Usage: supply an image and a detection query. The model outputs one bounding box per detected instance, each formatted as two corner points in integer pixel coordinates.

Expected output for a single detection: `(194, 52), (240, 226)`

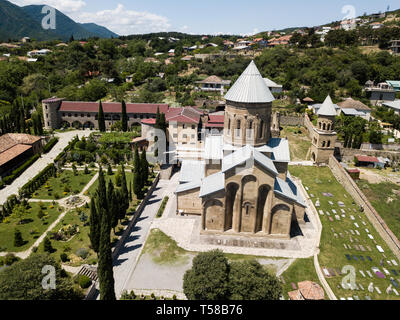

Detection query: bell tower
(310, 95), (338, 164)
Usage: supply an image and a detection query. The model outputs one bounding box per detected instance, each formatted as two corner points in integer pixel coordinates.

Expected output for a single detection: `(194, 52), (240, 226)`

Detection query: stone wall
(304, 114), (314, 139)
(280, 115), (304, 127)
(328, 155), (400, 260)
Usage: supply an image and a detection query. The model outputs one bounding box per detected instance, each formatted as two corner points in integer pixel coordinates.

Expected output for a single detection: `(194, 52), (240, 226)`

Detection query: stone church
(175, 61), (306, 239)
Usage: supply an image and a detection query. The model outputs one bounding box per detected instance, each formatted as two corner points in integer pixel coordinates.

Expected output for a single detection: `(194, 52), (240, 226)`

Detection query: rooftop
(0, 133), (41, 154)
(337, 98), (371, 111)
(317, 95), (337, 117)
(224, 61), (275, 104)
(59, 101), (169, 114)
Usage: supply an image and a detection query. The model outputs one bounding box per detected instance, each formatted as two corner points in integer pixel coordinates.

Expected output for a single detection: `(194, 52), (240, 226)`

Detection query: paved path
(0, 130), (91, 206)
(111, 173), (179, 298)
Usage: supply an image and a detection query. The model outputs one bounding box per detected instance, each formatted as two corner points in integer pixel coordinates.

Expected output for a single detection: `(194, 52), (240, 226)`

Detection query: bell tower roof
(317, 95), (337, 117)
(224, 60), (275, 104)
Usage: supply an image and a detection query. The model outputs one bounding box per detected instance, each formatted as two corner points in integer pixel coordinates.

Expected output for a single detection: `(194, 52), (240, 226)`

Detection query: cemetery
(289, 165), (400, 300)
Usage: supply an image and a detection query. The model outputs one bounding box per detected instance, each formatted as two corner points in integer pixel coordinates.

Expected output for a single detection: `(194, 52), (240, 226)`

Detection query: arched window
(319, 122), (321, 129)
(259, 120), (264, 138)
(323, 123), (326, 130)
(327, 140), (331, 147)
(327, 123), (331, 131)
(322, 141), (326, 147)
(236, 120), (241, 137)
(227, 118), (231, 135)
(247, 120), (253, 138)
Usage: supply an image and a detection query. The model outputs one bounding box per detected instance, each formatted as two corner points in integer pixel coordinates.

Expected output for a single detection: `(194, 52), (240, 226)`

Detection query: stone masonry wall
(280, 115), (304, 127)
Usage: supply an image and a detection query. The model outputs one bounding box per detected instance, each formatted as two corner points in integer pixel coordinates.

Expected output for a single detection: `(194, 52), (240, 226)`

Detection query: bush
(156, 196), (169, 218)
(60, 253), (69, 263)
(78, 275), (92, 289)
(42, 138), (59, 154)
(76, 248), (89, 259)
(4, 253), (19, 266)
(14, 229), (24, 247)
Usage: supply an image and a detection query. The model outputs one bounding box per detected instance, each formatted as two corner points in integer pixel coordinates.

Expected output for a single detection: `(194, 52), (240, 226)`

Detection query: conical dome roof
(317, 95), (337, 117)
(224, 60), (275, 103)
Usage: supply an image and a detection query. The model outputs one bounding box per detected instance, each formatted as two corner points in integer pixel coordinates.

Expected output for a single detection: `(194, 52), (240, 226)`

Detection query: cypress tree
(120, 164), (129, 211)
(155, 107), (160, 129)
(97, 194), (116, 300)
(160, 113), (167, 133)
(98, 101), (106, 132)
(43, 237), (53, 253)
(121, 100), (128, 132)
(107, 180), (118, 233)
(133, 145), (142, 197)
(140, 149), (149, 187)
(14, 229), (24, 247)
(89, 197), (100, 253)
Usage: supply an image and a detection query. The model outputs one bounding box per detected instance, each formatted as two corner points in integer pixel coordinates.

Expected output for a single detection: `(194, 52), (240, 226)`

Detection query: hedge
(156, 196), (169, 218)
(42, 137), (59, 154)
(2, 153), (40, 186)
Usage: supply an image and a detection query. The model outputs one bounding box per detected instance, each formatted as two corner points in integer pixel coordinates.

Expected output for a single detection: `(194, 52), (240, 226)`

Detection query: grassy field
(32, 170), (96, 200)
(356, 180), (400, 241)
(289, 165), (400, 300)
(0, 202), (63, 252)
(281, 126), (311, 161)
(37, 207), (97, 266)
(280, 257), (322, 299)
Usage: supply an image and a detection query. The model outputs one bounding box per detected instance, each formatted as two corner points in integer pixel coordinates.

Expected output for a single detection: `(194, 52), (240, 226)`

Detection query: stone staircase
(77, 265), (98, 282)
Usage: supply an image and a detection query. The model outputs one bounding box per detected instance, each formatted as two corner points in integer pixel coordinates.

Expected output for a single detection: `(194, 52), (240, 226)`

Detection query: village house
(0, 133), (43, 178)
(337, 98), (372, 121)
(195, 76), (231, 95)
(364, 80), (396, 105)
(390, 40), (400, 55)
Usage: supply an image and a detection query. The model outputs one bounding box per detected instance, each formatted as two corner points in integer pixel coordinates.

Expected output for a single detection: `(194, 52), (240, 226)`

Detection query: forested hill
(0, 0), (118, 41)
(0, 0), (58, 41)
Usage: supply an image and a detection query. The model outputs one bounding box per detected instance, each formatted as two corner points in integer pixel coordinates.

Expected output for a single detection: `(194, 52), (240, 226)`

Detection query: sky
(9, 0), (400, 36)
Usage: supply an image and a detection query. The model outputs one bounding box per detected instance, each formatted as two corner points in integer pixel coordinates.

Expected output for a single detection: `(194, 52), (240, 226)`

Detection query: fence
(328, 155), (400, 260)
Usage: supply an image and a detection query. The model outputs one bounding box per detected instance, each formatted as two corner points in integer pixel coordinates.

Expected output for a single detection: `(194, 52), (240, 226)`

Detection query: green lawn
(281, 126), (311, 161)
(0, 202), (63, 252)
(32, 170), (96, 200)
(289, 166), (400, 300)
(356, 180), (400, 241)
(281, 257), (322, 299)
(37, 207), (97, 267)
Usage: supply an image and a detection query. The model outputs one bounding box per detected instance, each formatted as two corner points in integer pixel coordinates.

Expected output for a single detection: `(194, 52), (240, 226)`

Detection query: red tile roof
(166, 107), (203, 124)
(59, 101), (169, 114)
(298, 281), (325, 300)
(141, 119), (156, 125)
(0, 144), (32, 167)
(356, 155), (379, 163)
(0, 133), (41, 153)
(208, 115), (224, 123)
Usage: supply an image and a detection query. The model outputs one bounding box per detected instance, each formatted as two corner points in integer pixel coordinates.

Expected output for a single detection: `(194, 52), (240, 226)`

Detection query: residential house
(195, 76), (231, 95)
(364, 81), (396, 105)
(390, 40), (400, 54)
(382, 100), (400, 115)
(263, 77), (283, 93)
(337, 98), (372, 121)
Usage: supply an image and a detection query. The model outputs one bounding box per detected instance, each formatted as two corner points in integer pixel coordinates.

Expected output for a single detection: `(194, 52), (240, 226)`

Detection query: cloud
(71, 4), (171, 35)
(10, 0), (86, 13)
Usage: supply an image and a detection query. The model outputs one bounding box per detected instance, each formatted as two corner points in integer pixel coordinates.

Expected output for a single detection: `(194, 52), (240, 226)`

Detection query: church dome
(224, 61), (275, 104)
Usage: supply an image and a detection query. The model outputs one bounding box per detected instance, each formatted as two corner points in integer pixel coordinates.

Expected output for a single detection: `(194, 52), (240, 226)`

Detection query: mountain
(0, 0), (58, 41)
(0, 0), (118, 41)
(22, 5), (99, 40)
(79, 23), (119, 39)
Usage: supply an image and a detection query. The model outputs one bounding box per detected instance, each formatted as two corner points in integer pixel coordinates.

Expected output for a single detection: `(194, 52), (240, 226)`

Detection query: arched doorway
(72, 121), (82, 129)
(311, 152), (316, 162)
(270, 204), (291, 235)
(83, 121), (94, 129)
(204, 199), (224, 231)
(225, 183), (239, 231)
